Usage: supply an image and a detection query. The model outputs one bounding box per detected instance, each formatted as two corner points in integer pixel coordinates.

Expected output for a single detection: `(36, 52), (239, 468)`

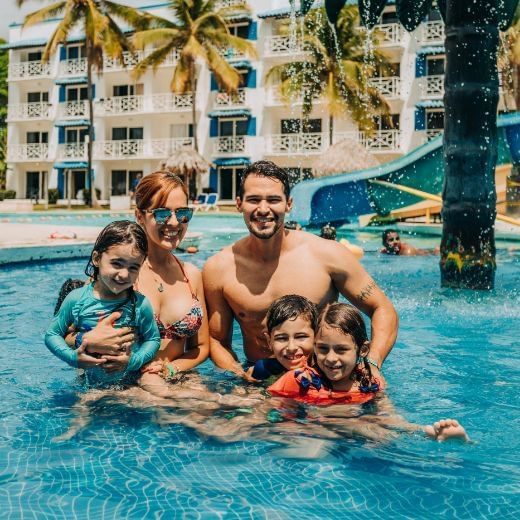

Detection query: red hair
(135, 171), (188, 210)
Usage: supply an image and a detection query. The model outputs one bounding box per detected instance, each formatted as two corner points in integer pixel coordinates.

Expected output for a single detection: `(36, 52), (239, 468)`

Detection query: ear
(135, 208), (144, 225)
(236, 196), (243, 213)
(286, 196), (293, 213)
(92, 250), (101, 267)
(359, 341), (370, 358)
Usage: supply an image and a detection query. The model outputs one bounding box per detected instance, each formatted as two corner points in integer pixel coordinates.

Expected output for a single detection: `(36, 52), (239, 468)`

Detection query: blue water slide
(290, 112), (520, 226)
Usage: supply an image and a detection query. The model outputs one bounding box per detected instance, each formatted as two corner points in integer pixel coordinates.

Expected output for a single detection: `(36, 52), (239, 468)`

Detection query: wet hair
(266, 294), (318, 334)
(382, 229), (399, 246)
(85, 220), (148, 280)
(239, 160), (291, 200)
(135, 171), (189, 210)
(54, 278), (85, 315)
(314, 303), (377, 392)
(320, 224), (337, 241)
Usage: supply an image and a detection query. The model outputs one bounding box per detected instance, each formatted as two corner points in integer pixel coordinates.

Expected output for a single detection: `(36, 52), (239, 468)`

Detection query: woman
(73, 172), (209, 396)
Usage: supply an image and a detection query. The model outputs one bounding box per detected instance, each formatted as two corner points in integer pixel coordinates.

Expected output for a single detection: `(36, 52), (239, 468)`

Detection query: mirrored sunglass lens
(153, 209), (172, 224)
(175, 208), (193, 223)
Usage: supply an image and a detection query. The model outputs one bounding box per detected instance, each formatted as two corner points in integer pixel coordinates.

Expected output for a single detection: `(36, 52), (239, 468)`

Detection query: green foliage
(266, 5), (390, 134)
(48, 188), (60, 204)
(0, 190), (16, 201)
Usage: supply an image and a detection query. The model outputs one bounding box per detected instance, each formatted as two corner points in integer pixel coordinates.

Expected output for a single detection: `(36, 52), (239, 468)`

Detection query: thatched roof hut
(313, 138), (379, 177)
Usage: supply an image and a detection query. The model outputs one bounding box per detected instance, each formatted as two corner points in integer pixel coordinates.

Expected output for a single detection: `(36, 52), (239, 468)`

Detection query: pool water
(0, 228), (519, 518)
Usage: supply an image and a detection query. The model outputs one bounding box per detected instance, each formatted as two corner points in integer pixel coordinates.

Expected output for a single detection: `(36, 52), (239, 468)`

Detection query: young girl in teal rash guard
(45, 220), (160, 387)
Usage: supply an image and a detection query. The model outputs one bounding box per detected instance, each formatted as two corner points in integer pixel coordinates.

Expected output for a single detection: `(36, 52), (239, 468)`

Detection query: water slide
(290, 112), (520, 226)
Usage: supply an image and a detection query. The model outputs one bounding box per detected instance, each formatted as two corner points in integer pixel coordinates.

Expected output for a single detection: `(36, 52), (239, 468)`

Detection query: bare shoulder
(182, 261), (202, 281)
(297, 231), (357, 264)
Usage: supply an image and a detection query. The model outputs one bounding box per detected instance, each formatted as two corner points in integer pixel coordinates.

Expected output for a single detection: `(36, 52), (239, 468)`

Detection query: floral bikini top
(139, 255), (203, 340)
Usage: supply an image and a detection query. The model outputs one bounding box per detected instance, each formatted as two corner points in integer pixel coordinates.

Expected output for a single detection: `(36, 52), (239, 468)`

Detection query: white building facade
(4, 0), (469, 203)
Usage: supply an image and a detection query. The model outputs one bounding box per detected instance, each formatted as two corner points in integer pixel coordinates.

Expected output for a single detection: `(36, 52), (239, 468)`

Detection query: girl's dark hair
(314, 303), (377, 392)
(54, 278), (85, 315)
(85, 220), (148, 280)
(266, 295), (318, 334)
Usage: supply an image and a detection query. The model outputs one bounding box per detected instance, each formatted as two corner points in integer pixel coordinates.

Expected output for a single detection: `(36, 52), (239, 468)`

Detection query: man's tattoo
(357, 280), (376, 302)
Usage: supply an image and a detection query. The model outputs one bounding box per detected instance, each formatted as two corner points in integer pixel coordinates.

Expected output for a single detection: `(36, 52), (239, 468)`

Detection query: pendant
(158, 283), (164, 292)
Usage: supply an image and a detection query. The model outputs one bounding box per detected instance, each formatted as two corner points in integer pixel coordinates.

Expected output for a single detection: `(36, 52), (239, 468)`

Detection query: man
(203, 160), (398, 378)
(380, 229), (437, 256)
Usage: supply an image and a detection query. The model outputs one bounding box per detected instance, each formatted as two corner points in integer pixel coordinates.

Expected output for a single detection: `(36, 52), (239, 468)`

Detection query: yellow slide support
(369, 179), (520, 227)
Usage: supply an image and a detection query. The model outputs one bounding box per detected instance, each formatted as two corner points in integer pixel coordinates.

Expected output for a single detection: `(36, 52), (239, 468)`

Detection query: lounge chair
(203, 193), (219, 212)
(193, 194), (208, 211)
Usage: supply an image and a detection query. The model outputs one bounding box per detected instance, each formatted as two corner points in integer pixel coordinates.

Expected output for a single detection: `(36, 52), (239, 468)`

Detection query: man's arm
(325, 241), (398, 368)
(202, 255), (245, 376)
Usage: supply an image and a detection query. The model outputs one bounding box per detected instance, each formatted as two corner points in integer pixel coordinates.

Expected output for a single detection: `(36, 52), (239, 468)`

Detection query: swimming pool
(0, 232), (519, 518)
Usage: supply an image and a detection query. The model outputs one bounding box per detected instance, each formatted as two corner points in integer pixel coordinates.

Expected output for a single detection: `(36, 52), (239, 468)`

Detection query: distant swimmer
(380, 229), (438, 256)
(320, 224), (364, 260)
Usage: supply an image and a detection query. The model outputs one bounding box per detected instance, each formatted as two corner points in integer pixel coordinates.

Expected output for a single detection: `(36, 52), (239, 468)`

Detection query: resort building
(3, 0), (508, 204)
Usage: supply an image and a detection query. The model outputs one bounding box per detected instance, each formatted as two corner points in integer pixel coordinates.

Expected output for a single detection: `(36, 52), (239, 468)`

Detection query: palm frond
(132, 42), (178, 78)
(102, 0), (155, 31)
(21, 1), (66, 28)
(132, 28), (182, 50)
(171, 52), (193, 93)
(43, 3), (78, 62)
(204, 44), (241, 92)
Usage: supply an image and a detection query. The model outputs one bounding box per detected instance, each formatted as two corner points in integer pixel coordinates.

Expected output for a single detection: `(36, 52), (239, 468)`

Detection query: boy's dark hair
(54, 278), (85, 315)
(320, 224), (337, 241)
(85, 220), (148, 280)
(382, 228), (399, 246)
(266, 294), (318, 334)
(238, 160), (291, 200)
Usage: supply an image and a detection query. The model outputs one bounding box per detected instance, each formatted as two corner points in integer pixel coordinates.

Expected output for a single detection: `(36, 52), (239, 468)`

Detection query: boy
(247, 295), (317, 382)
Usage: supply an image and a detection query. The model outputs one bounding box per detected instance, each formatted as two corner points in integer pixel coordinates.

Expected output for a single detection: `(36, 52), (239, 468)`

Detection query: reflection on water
(0, 240), (519, 517)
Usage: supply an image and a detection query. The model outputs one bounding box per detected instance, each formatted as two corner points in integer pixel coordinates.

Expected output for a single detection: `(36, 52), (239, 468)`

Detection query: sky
(2, 0), (148, 41)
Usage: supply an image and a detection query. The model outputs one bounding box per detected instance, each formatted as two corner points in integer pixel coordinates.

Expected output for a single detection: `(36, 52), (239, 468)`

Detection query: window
(62, 169), (87, 199)
(219, 119), (248, 137)
(27, 92), (49, 103)
(426, 110), (444, 130)
(381, 11), (399, 24)
(284, 167), (313, 188)
(218, 167), (244, 200)
(66, 127), (89, 143)
(26, 131), (48, 144)
(27, 51), (42, 62)
(375, 62), (400, 77)
(228, 23), (249, 39)
(112, 127), (143, 140)
(113, 84), (143, 97)
(26, 171), (41, 198)
(427, 57), (445, 76)
(427, 9), (443, 21)
(281, 119), (322, 134)
(111, 170), (142, 196)
(66, 45), (86, 60)
(66, 86), (88, 101)
(374, 114), (400, 130)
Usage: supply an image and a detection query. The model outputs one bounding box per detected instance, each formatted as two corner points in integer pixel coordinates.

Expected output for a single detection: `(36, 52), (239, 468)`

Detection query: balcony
(7, 143), (51, 162)
(60, 58), (87, 76)
(8, 60), (52, 80)
(265, 87), (322, 106)
(57, 142), (87, 161)
(214, 89), (246, 109)
(7, 102), (53, 121)
(417, 21), (445, 45)
(420, 75), (444, 99)
(264, 35), (306, 57)
(374, 23), (404, 47)
(335, 130), (401, 152)
(58, 100), (89, 119)
(93, 138), (193, 160)
(96, 93), (193, 116)
(266, 133), (326, 155)
(213, 136), (248, 155)
(215, 0), (245, 7)
(103, 49), (179, 72)
(368, 77), (401, 99)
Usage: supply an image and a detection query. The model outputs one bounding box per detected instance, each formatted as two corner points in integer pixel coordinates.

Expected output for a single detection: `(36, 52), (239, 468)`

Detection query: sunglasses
(146, 207), (193, 225)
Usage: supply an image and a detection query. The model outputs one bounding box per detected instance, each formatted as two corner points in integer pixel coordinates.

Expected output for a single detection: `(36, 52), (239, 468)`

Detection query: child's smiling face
(268, 316), (315, 370)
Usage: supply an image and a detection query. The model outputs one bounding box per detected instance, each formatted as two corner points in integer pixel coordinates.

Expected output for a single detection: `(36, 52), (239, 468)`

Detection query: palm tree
(18, 0), (152, 207)
(266, 5), (390, 146)
(132, 0), (257, 153)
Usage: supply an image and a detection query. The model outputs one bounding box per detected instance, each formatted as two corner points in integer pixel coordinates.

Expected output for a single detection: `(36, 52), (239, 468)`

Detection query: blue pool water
(0, 226), (519, 518)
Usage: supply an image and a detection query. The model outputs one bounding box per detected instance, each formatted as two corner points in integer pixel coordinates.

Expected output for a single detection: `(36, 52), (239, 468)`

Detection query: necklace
(146, 260), (164, 292)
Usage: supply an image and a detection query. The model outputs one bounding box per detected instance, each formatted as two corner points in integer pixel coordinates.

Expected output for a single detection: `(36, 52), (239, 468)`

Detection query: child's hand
(243, 366), (260, 383)
(76, 339), (107, 369)
(425, 419), (469, 442)
(102, 345), (131, 373)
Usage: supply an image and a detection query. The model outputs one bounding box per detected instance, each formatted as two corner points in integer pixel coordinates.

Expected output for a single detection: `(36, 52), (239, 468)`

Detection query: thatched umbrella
(159, 146), (212, 197)
(313, 138), (379, 177)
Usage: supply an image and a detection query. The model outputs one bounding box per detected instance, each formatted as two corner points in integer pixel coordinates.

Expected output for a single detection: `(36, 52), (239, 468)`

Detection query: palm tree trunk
(86, 41), (98, 208)
(440, 0), (499, 289)
(190, 63), (199, 197)
(329, 114), (334, 146)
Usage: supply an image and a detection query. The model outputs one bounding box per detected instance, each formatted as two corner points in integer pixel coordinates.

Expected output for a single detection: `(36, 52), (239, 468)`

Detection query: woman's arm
(170, 265), (210, 372)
